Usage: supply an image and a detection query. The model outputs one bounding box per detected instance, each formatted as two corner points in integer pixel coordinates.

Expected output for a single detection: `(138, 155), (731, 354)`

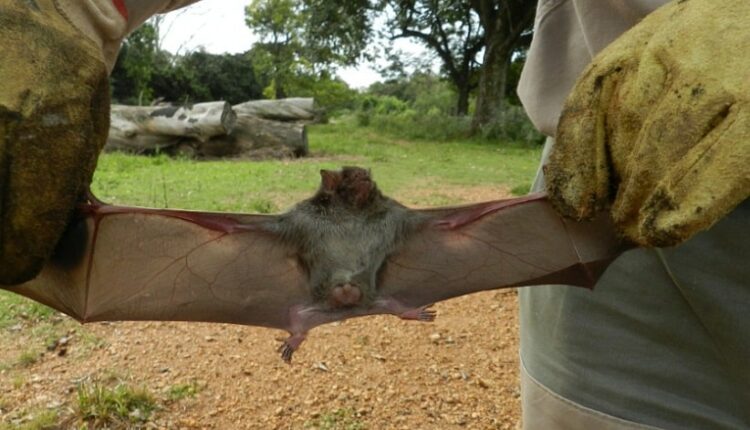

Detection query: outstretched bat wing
(5, 187), (625, 363)
(9, 204), (308, 331)
(378, 193), (624, 310)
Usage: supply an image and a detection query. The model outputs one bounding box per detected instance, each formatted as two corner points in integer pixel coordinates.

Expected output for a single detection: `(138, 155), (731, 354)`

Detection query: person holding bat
(0, 0), (747, 429)
(517, 0), (749, 428)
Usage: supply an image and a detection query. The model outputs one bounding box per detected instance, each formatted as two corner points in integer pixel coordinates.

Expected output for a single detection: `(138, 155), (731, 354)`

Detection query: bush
(367, 109), (472, 141)
(356, 95), (410, 127)
(286, 74), (359, 116)
(476, 103), (545, 144)
(355, 73), (544, 144)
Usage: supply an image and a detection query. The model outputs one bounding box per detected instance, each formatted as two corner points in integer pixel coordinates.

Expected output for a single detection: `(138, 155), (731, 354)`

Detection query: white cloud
(157, 0), (256, 55)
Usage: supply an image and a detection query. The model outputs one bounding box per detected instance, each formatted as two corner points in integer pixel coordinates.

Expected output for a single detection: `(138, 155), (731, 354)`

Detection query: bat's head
(316, 166), (382, 209)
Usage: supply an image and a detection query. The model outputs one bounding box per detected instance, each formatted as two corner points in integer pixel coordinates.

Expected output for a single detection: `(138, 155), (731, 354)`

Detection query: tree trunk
(472, 38), (512, 131)
(469, 0), (536, 133)
(233, 98), (319, 122)
(200, 116), (308, 159)
(456, 83), (471, 116)
(106, 100), (309, 159)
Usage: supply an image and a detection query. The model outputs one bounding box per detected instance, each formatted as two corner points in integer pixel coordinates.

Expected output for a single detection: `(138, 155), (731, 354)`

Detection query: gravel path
(1, 290), (520, 429)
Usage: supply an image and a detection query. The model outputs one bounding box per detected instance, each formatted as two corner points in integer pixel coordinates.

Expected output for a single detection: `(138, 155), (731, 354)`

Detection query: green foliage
(76, 379), (157, 427)
(357, 95), (409, 125)
(355, 71), (542, 143)
(110, 23), (160, 104)
(17, 350), (39, 368)
(165, 381), (201, 402)
(246, 0), (372, 101)
(357, 74), (454, 129)
(0, 408), (59, 430)
(382, 0), (484, 115)
(364, 109), (473, 141)
(154, 51), (264, 105)
(511, 184), (532, 196)
(111, 19), (264, 105)
(246, 0), (305, 98)
(287, 72), (358, 114)
(304, 408), (365, 430)
(0, 291), (55, 329)
(475, 102), (545, 144)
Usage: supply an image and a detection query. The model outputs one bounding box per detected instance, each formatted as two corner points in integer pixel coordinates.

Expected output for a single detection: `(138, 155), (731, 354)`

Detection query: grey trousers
(520, 140), (750, 429)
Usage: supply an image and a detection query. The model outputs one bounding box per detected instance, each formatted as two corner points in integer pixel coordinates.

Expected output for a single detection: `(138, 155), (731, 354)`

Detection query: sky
(158, 0), (392, 89)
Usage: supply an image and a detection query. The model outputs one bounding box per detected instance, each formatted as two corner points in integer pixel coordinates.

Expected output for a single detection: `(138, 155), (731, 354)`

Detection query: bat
(5, 167), (625, 362)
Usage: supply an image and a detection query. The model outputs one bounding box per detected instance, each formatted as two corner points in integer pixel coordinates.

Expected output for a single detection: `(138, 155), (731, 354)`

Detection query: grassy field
(91, 119), (542, 211)
(1, 121), (541, 428)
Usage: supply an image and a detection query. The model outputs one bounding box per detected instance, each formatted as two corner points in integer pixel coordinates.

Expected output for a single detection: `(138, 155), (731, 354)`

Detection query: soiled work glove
(0, 0), (111, 284)
(545, 0), (750, 247)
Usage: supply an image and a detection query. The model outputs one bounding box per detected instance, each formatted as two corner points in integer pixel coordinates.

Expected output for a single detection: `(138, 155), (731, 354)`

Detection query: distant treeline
(109, 23), (355, 112)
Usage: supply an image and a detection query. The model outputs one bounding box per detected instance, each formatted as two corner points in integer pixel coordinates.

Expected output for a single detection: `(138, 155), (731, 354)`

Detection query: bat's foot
(279, 332), (307, 363)
(372, 298), (438, 323)
(399, 306), (436, 322)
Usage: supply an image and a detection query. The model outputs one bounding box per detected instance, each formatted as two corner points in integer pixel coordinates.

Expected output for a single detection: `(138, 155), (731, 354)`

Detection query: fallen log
(233, 98), (320, 122)
(105, 100), (310, 159)
(199, 116), (308, 159)
(106, 102), (236, 153)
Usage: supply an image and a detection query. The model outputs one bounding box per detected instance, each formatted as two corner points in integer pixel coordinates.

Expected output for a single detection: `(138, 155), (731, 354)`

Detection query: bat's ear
(320, 169), (341, 192)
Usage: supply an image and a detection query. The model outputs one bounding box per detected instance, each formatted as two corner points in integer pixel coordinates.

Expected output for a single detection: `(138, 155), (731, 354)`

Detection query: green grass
(305, 408), (366, 430)
(0, 292), (56, 330)
(91, 121), (542, 212)
(17, 350), (39, 368)
(0, 408), (59, 430)
(165, 381), (201, 402)
(76, 379), (158, 427)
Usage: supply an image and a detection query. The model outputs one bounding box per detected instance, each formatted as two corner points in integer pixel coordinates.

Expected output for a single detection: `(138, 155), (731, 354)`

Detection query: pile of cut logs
(106, 98), (319, 159)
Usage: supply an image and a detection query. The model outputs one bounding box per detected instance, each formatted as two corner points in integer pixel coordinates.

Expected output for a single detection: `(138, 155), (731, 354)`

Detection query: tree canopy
(110, 22), (265, 105)
(111, 2), (538, 140)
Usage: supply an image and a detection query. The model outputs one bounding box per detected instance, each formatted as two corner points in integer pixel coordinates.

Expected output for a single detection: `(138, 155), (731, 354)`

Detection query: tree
(111, 20), (265, 105)
(183, 51), (265, 104)
(470, 0), (535, 131)
(110, 22), (160, 104)
(385, 0), (484, 115)
(299, 0), (536, 124)
(245, 0), (373, 99)
(245, 0), (304, 98)
(301, 0), (375, 66)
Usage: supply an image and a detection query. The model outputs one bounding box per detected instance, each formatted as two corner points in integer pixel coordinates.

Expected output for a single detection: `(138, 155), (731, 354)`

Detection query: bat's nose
(329, 283), (362, 307)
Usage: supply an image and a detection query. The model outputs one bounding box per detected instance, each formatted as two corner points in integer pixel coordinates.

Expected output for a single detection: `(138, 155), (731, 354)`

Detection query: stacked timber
(105, 98), (318, 159)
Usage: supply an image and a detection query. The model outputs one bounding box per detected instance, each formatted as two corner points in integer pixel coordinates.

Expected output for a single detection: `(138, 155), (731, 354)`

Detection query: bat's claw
(418, 308), (437, 322)
(278, 332), (307, 363)
(399, 306), (436, 322)
(280, 343), (295, 363)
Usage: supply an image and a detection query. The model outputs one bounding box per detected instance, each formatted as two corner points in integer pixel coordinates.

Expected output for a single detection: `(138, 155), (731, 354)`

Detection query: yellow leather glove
(545, 0), (750, 247)
(0, 0), (110, 284)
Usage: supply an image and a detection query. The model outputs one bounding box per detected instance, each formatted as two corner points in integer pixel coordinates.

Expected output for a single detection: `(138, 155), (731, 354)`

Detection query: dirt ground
(1, 290), (520, 429)
(1, 184), (523, 429)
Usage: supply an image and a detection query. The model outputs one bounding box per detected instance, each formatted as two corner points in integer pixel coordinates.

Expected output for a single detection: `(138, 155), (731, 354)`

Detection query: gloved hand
(545, 0), (750, 247)
(0, 0), (110, 284)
